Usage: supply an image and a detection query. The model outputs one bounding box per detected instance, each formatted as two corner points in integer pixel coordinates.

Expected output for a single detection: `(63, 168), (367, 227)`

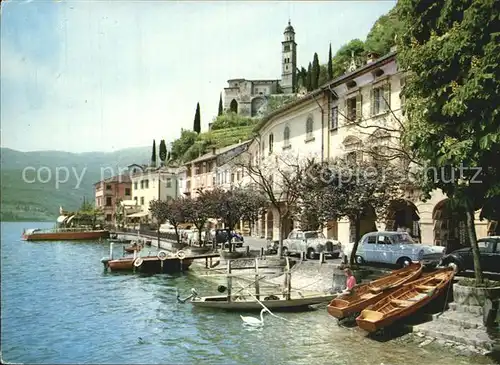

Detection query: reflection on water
(1, 222), (496, 364)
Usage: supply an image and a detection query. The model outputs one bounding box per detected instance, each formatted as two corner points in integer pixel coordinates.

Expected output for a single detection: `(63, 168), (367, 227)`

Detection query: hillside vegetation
(0, 147), (150, 221)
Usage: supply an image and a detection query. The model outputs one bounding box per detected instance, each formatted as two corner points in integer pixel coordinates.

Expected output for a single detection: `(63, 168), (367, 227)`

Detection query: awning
(127, 212), (149, 218)
(57, 215), (67, 223)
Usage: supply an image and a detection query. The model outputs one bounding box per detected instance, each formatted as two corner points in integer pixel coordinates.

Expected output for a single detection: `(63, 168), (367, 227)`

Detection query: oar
(236, 281), (289, 322)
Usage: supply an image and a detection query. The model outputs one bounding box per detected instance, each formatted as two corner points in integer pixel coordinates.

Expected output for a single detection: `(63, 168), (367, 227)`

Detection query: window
(306, 117), (314, 139)
(269, 133), (274, 154)
(231, 173), (235, 183)
(346, 151), (357, 165)
(140, 197), (145, 205)
(212, 176), (216, 186)
(283, 126), (290, 147)
(134, 196), (137, 202)
(284, 45), (290, 52)
(366, 235), (376, 244)
(346, 97), (357, 121)
(106, 184), (112, 190)
(371, 84), (391, 115)
(331, 106), (338, 130)
(140, 180), (144, 189)
(125, 188), (131, 196)
(106, 197), (112, 207)
(285, 65), (288, 71)
(261, 141), (266, 159)
(106, 214), (112, 222)
(134, 182), (138, 190)
(166, 178), (172, 188)
(377, 235), (392, 245)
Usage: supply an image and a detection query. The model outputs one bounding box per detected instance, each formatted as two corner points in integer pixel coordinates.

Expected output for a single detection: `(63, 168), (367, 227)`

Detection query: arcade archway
(386, 199), (421, 241)
(433, 199), (468, 252)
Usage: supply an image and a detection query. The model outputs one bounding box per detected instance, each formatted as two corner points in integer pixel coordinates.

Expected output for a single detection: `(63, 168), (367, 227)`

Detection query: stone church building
(223, 21), (298, 118)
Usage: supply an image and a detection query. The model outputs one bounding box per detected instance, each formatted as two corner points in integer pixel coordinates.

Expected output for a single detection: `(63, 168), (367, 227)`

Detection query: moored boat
(22, 228), (110, 241)
(123, 243), (143, 253)
(101, 250), (193, 274)
(327, 263), (422, 319)
(190, 292), (336, 311)
(356, 268), (455, 332)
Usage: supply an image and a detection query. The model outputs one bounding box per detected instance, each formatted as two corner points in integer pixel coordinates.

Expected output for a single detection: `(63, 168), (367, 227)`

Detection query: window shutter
(384, 82), (391, 111)
(370, 88), (375, 116)
(356, 93), (362, 121)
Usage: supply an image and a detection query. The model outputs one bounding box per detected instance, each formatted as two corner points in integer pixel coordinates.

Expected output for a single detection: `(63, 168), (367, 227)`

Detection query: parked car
(282, 230), (341, 259)
(353, 231), (445, 267)
(440, 236), (500, 274)
(213, 229), (244, 248)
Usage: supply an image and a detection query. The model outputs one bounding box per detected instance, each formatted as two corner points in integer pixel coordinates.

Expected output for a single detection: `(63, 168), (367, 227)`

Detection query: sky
(1, 0), (396, 153)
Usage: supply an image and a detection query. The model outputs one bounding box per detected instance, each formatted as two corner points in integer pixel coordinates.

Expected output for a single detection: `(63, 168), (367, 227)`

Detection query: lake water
(1, 222), (494, 364)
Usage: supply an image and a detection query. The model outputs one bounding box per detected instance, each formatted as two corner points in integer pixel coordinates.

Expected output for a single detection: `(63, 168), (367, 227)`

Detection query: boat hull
(356, 268), (454, 332)
(191, 294), (336, 311)
(106, 256), (193, 274)
(22, 230), (110, 241)
(327, 263), (422, 319)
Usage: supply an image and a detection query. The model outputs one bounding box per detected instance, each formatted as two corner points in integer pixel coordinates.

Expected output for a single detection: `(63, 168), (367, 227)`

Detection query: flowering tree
(181, 193), (214, 247)
(235, 152), (313, 256)
(149, 197), (185, 244)
(302, 158), (403, 265)
(200, 186), (266, 252)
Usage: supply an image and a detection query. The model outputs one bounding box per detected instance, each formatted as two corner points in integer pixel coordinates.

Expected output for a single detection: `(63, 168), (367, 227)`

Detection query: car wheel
(355, 255), (365, 265)
(307, 249), (316, 260)
(282, 247), (289, 256)
(397, 257), (412, 268)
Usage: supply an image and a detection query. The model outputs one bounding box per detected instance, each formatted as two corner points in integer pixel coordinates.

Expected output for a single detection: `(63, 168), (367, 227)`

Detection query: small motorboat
(327, 263), (422, 319)
(356, 268), (455, 332)
(109, 238), (132, 244)
(124, 243), (143, 253)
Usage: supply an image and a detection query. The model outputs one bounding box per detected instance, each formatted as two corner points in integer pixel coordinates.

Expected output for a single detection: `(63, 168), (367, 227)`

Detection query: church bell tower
(281, 20), (297, 94)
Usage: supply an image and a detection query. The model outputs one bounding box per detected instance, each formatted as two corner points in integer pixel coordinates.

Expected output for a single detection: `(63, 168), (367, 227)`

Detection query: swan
(241, 308), (266, 326)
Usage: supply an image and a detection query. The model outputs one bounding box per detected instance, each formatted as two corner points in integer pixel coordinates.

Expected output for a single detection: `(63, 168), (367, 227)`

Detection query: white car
(352, 231), (445, 267)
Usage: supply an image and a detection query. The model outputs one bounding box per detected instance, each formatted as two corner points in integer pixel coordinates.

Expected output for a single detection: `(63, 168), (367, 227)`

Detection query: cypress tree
(306, 62), (312, 91)
(151, 139), (157, 167)
(328, 43), (333, 81)
(312, 53), (320, 89)
(193, 102), (201, 133)
(167, 151), (171, 161)
(218, 93), (223, 116)
(159, 139), (167, 165)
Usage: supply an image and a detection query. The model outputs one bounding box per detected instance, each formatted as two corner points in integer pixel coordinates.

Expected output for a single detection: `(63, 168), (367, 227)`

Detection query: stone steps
(449, 302), (484, 315)
(432, 310), (485, 330)
(413, 321), (495, 352)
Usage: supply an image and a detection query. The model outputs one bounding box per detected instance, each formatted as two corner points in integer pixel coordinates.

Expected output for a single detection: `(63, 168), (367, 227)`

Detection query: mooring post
(300, 251), (306, 261)
(109, 242), (114, 260)
(319, 252), (325, 264)
(286, 257), (291, 301)
(205, 257), (208, 269)
(227, 260), (232, 302)
(260, 247), (264, 257)
(246, 246), (250, 256)
(255, 258), (260, 300)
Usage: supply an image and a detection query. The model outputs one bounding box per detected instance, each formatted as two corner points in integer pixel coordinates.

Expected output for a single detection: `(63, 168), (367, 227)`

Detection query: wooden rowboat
(190, 292), (336, 311)
(327, 263), (423, 319)
(356, 268), (454, 332)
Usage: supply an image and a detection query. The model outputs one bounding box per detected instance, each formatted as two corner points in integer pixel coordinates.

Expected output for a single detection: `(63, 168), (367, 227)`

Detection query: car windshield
(305, 232), (325, 239)
(392, 233), (415, 244)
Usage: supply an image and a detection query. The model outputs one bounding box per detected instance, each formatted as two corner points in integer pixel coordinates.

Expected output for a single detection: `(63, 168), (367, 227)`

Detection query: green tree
(193, 102), (201, 134)
(328, 43), (333, 81)
(312, 53), (320, 89)
(398, 0), (500, 284)
(159, 140), (167, 165)
(170, 129), (198, 161)
(331, 39), (365, 78)
(306, 62), (312, 91)
(297, 67), (308, 89)
(210, 112), (255, 131)
(365, 7), (401, 55)
(218, 93), (223, 116)
(151, 139), (157, 167)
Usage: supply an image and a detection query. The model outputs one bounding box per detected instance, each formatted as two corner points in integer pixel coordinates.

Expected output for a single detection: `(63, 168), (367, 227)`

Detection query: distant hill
(0, 147), (150, 221)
